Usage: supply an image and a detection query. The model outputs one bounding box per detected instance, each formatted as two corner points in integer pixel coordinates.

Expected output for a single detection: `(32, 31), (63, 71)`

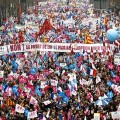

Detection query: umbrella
(94, 99), (109, 106)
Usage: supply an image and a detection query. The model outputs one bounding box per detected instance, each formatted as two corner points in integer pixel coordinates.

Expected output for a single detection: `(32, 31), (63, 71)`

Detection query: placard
(0, 71), (4, 78)
(29, 96), (38, 105)
(51, 79), (58, 86)
(15, 104), (25, 113)
(43, 100), (51, 105)
(28, 110), (37, 119)
(94, 113), (100, 120)
(114, 53), (120, 65)
(111, 111), (120, 119)
(60, 63), (67, 67)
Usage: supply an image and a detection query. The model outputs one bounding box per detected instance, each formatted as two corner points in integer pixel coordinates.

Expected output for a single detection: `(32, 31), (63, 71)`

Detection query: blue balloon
(30, 68), (36, 75)
(106, 29), (119, 42)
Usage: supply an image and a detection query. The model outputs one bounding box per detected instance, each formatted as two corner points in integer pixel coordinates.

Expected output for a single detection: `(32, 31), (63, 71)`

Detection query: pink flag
(107, 64), (113, 69)
(52, 86), (57, 93)
(67, 110), (71, 120)
(0, 85), (2, 90)
(65, 88), (70, 98)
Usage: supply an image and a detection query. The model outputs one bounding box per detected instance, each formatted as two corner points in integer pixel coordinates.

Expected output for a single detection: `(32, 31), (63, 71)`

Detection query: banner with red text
(0, 42), (115, 55)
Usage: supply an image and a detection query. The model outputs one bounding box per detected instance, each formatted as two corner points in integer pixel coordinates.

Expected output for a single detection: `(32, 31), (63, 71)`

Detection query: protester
(0, 0), (120, 120)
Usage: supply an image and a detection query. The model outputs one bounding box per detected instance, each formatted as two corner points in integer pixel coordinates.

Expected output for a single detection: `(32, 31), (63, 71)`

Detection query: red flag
(35, 32), (39, 42)
(18, 31), (24, 43)
(39, 19), (54, 35)
(70, 48), (74, 55)
(104, 17), (108, 31)
(69, 44), (74, 55)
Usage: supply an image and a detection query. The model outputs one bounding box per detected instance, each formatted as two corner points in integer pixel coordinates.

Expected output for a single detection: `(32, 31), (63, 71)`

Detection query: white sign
(0, 71), (4, 78)
(51, 79), (58, 86)
(111, 111), (120, 119)
(114, 53), (120, 65)
(15, 104), (25, 113)
(41, 81), (47, 88)
(94, 113), (100, 120)
(29, 96), (38, 105)
(0, 46), (4, 55)
(28, 110), (37, 119)
(43, 100), (51, 105)
(0, 97), (3, 101)
(60, 63), (67, 67)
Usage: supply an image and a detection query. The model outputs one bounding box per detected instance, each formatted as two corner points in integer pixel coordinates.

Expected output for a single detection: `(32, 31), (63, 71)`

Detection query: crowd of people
(0, 0), (120, 120)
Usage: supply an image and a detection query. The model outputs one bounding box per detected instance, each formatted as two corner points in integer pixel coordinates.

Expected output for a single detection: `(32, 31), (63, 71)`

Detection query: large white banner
(0, 42), (115, 55)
